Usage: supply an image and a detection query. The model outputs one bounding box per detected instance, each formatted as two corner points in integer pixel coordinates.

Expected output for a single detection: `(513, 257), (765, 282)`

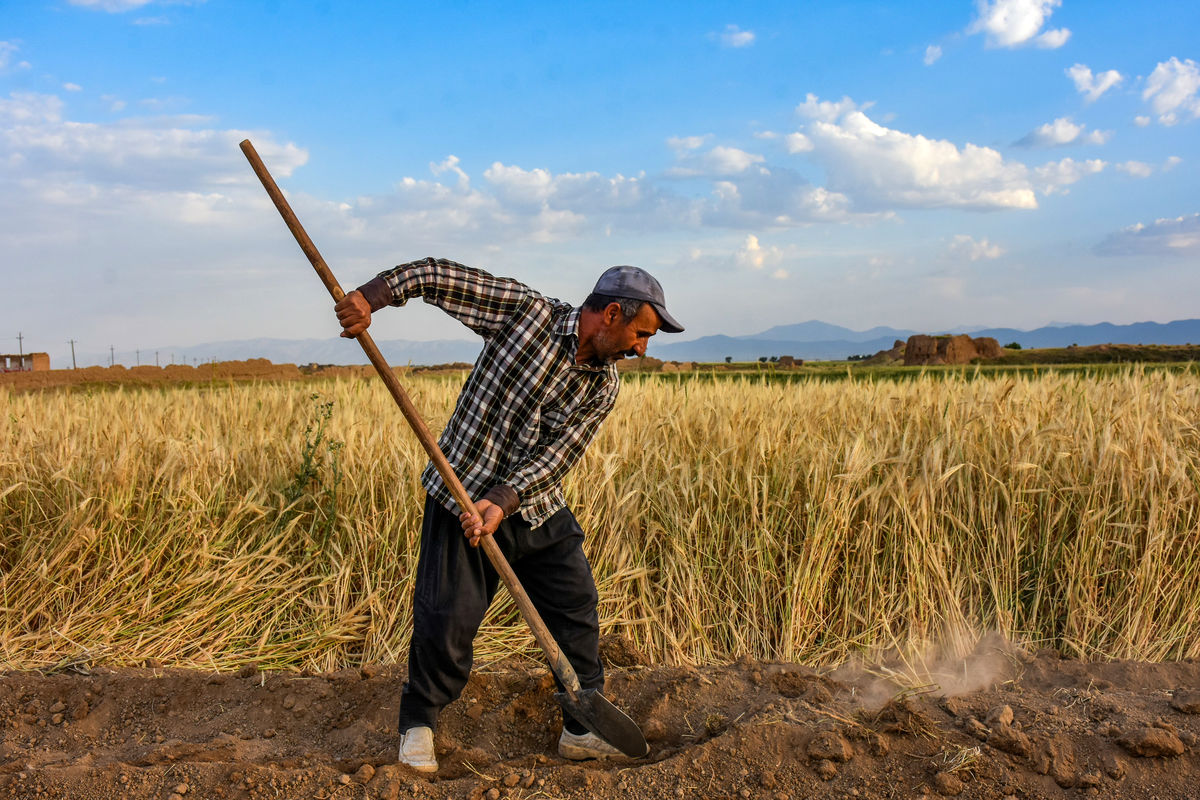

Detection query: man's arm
(338, 257), (533, 339)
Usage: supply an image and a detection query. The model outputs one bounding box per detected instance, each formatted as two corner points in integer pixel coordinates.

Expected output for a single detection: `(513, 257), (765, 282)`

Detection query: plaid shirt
(372, 258), (620, 529)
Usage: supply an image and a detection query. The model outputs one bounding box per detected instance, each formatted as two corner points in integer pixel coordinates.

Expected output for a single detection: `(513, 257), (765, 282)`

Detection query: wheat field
(2, 368), (1198, 672)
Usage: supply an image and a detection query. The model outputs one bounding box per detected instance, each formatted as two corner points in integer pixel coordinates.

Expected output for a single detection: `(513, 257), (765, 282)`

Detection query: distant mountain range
(652, 318), (1200, 362)
(123, 318), (1200, 368)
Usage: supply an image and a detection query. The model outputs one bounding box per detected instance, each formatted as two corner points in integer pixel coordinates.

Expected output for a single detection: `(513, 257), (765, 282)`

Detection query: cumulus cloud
(1115, 161), (1153, 178)
(1142, 57), (1200, 125)
(1164, 155), (1182, 171)
(714, 24), (755, 48)
(665, 145), (765, 178)
(924, 45), (943, 66)
(1095, 213), (1200, 257)
(430, 154), (469, 189)
(735, 234), (782, 270)
(1015, 117), (1111, 147)
(798, 94), (1037, 210)
(0, 91), (306, 190)
(968, 0), (1070, 49)
(1066, 64), (1123, 103)
(667, 135), (709, 152)
(948, 234), (1005, 261)
(796, 93), (862, 122)
(63, 82), (83, 92)
(1033, 157), (1106, 194)
(1134, 115), (1151, 127)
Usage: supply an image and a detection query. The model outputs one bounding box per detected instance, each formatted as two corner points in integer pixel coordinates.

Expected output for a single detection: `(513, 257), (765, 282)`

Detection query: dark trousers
(397, 494), (604, 734)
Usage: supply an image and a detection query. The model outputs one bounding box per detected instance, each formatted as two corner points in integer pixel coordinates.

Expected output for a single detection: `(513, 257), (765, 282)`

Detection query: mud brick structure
(0, 352), (49, 372)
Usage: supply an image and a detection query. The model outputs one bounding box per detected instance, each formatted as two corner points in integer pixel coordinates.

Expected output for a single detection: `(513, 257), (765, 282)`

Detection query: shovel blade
(555, 688), (649, 758)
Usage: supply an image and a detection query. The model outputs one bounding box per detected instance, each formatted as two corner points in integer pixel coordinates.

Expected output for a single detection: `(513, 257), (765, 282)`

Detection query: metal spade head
(555, 688), (650, 758)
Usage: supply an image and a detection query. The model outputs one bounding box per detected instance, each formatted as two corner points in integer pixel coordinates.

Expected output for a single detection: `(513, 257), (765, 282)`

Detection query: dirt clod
(987, 723), (1032, 757)
(932, 771), (964, 796)
(1117, 726), (1186, 757)
(985, 705), (1013, 727)
(1171, 690), (1200, 714)
(806, 730), (853, 762)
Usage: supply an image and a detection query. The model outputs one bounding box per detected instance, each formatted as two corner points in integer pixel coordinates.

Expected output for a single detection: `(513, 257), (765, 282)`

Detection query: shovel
(240, 139), (650, 759)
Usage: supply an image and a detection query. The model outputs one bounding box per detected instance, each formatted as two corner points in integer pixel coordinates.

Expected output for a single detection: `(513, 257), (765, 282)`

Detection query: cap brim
(650, 302), (684, 334)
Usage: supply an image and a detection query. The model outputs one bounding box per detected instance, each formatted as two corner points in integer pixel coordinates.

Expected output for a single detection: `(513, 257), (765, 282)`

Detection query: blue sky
(2, 0), (1198, 366)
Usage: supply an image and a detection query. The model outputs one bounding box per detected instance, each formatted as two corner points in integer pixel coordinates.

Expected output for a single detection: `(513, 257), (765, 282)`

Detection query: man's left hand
(460, 499), (504, 548)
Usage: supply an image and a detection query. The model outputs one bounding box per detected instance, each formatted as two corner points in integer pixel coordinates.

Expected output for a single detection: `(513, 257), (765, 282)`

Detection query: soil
(3, 640), (1198, 800)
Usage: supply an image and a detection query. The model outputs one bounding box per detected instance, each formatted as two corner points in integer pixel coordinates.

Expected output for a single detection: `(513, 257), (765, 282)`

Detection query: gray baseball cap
(592, 266), (685, 333)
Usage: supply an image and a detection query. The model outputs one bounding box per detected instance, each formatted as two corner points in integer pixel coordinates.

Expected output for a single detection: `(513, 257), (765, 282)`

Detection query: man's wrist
(482, 485), (520, 517)
(356, 276), (393, 312)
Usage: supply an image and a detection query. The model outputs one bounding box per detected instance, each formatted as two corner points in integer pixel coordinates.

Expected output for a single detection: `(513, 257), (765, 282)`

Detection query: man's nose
(633, 341), (646, 357)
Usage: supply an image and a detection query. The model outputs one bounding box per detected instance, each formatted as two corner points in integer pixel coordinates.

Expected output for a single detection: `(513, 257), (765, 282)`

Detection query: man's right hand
(335, 290), (371, 337)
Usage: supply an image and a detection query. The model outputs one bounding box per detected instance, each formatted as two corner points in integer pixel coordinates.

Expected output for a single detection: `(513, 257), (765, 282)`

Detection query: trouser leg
(398, 495), (499, 733)
(509, 506), (604, 734)
(397, 497), (604, 737)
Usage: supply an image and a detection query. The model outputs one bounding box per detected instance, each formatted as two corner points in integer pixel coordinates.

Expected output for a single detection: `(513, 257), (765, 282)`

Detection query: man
(334, 257), (683, 772)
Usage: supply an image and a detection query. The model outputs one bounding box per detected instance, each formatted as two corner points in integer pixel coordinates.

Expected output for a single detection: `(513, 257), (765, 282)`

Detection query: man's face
(592, 303), (661, 364)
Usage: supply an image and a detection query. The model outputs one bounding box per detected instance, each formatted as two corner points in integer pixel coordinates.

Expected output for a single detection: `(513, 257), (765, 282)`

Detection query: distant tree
(1004, 341), (1022, 350)
(724, 356), (732, 363)
(758, 357), (768, 363)
(769, 356), (778, 363)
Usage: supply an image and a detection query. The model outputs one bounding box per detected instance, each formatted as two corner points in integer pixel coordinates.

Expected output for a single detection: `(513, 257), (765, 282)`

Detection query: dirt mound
(3, 646), (1198, 799)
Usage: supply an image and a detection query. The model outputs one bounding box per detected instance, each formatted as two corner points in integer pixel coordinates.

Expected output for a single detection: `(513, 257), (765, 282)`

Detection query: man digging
(334, 258), (684, 772)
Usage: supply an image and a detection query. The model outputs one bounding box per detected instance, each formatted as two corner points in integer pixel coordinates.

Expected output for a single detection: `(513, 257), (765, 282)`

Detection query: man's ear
(603, 302), (623, 325)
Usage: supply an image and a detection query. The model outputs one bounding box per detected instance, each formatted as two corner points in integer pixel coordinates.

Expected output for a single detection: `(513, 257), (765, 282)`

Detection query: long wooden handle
(240, 139), (583, 696)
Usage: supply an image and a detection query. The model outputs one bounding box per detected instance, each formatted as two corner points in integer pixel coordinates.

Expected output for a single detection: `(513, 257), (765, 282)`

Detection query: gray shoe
(398, 725), (438, 772)
(558, 728), (622, 760)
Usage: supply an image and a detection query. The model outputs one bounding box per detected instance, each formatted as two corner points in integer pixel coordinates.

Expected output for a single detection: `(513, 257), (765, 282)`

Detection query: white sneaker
(398, 726), (438, 772)
(558, 728), (622, 760)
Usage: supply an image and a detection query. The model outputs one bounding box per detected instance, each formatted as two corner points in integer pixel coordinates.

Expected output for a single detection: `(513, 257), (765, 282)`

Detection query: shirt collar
(555, 306), (608, 373)
(554, 305), (581, 338)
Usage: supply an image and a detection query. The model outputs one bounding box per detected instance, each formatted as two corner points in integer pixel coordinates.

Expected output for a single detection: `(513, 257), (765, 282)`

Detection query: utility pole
(155, 351), (159, 367)
(136, 348), (140, 366)
(110, 345), (115, 367)
(17, 332), (23, 358)
(68, 339), (78, 370)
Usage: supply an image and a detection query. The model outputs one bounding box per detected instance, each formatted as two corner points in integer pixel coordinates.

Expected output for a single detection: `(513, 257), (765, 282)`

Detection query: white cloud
(1015, 117), (1111, 147)
(1134, 115), (1151, 127)
(1066, 64), (1123, 103)
(1033, 157), (1106, 194)
(667, 135), (710, 152)
(0, 41), (18, 70)
(796, 93), (861, 122)
(731, 234), (790, 278)
(800, 96), (1037, 210)
(948, 234), (1005, 261)
(1035, 28), (1070, 49)
(1163, 156), (1182, 171)
(715, 24), (755, 48)
(68, 0), (156, 10)
(63, 83), (83, 92)
(430, 154), (469, 189)
(924, 45), (943, 66)
(1096, 213), (1200, 257)
(133, 16), (170, 25)
(1115, 161), (1153, 178)
(784, 132), (813, 153)
(968, 0), (1070, 49)
(1143, 57), (1200, 125)
(666, 145), (766, 177)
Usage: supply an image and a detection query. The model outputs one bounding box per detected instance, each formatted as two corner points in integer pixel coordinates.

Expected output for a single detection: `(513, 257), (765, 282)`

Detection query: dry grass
(2, 368), (1198, 671)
